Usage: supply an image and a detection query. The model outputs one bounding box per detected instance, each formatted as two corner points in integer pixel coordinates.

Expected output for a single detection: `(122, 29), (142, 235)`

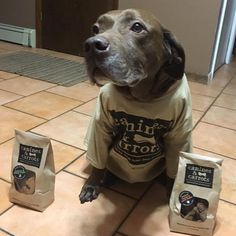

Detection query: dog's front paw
(79, 184), (101, 204)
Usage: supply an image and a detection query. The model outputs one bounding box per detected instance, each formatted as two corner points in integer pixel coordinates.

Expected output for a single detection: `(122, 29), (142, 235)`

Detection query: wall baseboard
(0, 23), (36, 47)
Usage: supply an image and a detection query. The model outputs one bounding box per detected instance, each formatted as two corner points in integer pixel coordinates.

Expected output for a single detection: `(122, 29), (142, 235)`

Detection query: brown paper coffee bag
(9, 130), (55, 212)
(169, 152), (223, 236)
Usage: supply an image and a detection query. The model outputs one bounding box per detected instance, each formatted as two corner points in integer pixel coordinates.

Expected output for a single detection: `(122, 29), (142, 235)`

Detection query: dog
(79, 9), (192, 203)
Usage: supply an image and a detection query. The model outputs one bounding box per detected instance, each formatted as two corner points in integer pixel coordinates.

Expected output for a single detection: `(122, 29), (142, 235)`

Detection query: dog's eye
(130, 22), (145, 33)
(92, 24), (99, 35)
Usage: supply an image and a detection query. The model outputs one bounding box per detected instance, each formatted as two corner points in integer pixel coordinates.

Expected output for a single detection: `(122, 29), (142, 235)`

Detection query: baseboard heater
(0, 23), (36, 48)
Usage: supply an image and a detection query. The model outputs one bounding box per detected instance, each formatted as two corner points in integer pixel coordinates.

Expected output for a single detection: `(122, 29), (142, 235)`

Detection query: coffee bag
(169, 152), (223, 236)
(9, 130), (55, 211)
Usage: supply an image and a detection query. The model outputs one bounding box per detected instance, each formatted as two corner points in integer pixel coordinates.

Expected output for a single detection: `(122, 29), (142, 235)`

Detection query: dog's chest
(99, 83), (185, 165)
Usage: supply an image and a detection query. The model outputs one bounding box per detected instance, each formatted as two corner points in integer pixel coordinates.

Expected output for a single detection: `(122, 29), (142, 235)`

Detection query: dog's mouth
(90, 67), (111, 87)
(87, 62), (144, 88)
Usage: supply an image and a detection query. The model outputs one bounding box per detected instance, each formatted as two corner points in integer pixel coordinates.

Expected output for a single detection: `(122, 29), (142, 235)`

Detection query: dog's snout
(94, 38), (109, 51)
(85, 37), (110, 54)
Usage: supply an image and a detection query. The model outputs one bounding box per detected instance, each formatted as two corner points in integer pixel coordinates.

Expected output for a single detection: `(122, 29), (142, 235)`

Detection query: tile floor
(0, 41), (236, 236)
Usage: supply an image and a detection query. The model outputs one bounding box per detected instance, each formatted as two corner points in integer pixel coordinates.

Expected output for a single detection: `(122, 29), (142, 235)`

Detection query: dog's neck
(127, 73), (178, 101)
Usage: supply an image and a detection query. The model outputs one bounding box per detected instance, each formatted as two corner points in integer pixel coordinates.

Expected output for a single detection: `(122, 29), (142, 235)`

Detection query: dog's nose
(84, 37), (110, 53)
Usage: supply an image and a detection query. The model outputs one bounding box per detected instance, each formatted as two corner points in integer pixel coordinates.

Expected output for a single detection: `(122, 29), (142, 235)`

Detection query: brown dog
(79, 9), (192, 203)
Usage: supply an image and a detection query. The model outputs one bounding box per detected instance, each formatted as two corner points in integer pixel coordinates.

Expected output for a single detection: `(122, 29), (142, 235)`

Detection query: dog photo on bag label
(79, 9), (192, 204)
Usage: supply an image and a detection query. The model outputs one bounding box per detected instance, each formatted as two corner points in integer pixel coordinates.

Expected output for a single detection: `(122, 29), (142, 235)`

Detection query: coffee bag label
(184, 164), (214, 188)
(18, 144), (43, 168)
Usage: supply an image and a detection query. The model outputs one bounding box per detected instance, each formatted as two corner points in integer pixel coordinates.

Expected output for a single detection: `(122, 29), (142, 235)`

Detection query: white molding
(0, 23), (36, 48)
(209, 0), (228, 79)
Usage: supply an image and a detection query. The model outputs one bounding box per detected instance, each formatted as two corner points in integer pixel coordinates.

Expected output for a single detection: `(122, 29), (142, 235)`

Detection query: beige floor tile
(191, 94), (214, 112)
(66, 154), (152, 199)
(0, 140), (14, 182)
(0, 106), (45, 143)
(223, 79), (236, 96)
(110, 179), (152, 200)
(74, 98), (97, 116)
(120, 181), (184, 236)
(51, 140), (84, 172)
(47, 82), (100, 102)
(215, 93), (236, 110)
(0, 89), (22, 105)
(0, 180), (12, 214)
(0, 76), (55, 96)
(0, 71), (18, 80)
(120, 181), (234, 236)
(6, 91), (82, 119)
(193, 122), (236, 159)
(193, 148), (236, 204)
(192, 110), (203, 127)
(32, 111), (91, 150)
(65, 153), (92, 179)
(0, 171), (135, 236)
(202, 106), (236, 130)
(189, 81), (223, 98)
(211, 67), (233, 87)
(214, 201), (236, 236)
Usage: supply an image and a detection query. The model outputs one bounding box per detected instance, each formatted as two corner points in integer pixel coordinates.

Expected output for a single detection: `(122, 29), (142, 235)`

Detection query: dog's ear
(162, 26), (185, 79)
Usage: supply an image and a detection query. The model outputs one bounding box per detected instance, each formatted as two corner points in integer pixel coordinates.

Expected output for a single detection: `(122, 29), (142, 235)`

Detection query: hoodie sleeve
(84, 89), (114, 169)
(164, 89), (193, 179)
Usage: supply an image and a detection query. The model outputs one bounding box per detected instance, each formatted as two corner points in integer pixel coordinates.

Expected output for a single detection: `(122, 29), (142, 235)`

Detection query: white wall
(119, 0), (222, 77)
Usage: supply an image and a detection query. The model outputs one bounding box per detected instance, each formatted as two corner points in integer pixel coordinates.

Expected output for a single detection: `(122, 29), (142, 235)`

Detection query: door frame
(35, 0), (42, 48)
(225, 8), (236, 64)
(209, 0), (227, 80)
(209, 0), (236, 79)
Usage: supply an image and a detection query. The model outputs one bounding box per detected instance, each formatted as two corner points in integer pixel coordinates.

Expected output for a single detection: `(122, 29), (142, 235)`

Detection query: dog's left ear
(162, 26), (185, 79)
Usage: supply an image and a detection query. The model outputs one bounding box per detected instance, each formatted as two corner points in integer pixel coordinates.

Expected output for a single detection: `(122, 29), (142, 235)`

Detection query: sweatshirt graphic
(109, 110), (173, 165)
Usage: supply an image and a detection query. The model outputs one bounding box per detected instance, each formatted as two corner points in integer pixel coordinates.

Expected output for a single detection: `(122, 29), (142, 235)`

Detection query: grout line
(193, 146), (236, 161)
(2, 90), (85, 121)
(0, 177), (11, 184)
(192, 74), (235, 130)
(50, 138), (86, 151)
(29, 130), (87, 151)
(2, 105), (48, 121)
(200, 120), (236, 132)
(219, 198), (236, 206)
(192, 108), (205, 112)
(0, 88), (24, 98)
(105, 185), (139, 201)
(56, 152), (86, 174)
(112, 180), (156, 235)
(221, 90), (236, 97)
(190, 91), (219, 99)
(73, 110), (92, 118)
(0, 137), (14, 145)
(62, 169), (138, 202)
(0, 205), (14, 217)
(114, 232), (129, 236)
(0, 228), (15, 236)
(0, 82), (57, 99)
(45, 89), (86, 103)
(213, 104), (236, 112)
(62, 169), (87, 180)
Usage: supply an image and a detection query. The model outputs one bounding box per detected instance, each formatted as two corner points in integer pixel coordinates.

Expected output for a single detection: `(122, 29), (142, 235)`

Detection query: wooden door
(36, 0), (118, 56)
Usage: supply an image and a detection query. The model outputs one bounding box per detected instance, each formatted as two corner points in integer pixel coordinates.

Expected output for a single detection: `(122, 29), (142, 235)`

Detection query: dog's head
(84, 9), (185, 99)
